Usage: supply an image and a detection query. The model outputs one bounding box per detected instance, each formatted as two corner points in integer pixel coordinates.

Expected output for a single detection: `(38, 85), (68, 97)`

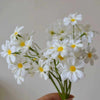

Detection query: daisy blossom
(10, 26), (24, 40)
(83, 47), (98, 65)
(61, 57), (84, 82)
(50, 39), (68, 59)
(8, 56), (30, 84)
(0, 40), (16, 64)
(69, 39), (83, 52)
(81, 31), (94, 43)
(37, 59), (50, 80)
(63, 13), (82, 26)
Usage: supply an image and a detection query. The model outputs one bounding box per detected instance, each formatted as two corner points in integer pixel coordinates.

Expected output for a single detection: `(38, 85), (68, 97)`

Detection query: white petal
(84, 57), (89, 64)
(43, 73), (48, 80)
(76, 14), (82, 21)
(63, 17), (70, 26)
(90, 58), (94, 65)
(0, 52), (7, 57)
(71, 21), (77, 25)
(67, 72), (72, 81)
(61, 71), (68, 81)
(11, 46), (16, 52)
(77, 44), (83, 47)
(10, 55), (16, 63)
(93, 54), (98, 60)
(1, 44), (6, 50)
(6, 56), (11, 64)
(67, 57), (75, 65)
(91, 48), (96, 53)
(51, 52), (58, 59)
(76, 70), (84, 79)
(17, 26), (24, 32)
(72, 72), (78, 82)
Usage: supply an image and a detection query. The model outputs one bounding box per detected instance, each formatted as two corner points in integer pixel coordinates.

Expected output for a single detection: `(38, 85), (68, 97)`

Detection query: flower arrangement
(0, 13), (98, 100)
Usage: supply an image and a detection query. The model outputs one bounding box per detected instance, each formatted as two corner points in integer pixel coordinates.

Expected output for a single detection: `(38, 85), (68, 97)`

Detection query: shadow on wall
(0, 81), (15, 100)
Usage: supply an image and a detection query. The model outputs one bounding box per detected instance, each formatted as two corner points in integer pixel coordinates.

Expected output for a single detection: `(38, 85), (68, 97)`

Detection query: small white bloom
(69, 39), (83, 52)
(61, 57), (84, 82)
(82, 31), (94, 43)
(14, 75), (24, 85)
(83, 47), (98, 65)
(0, 40), (16, 63)
(10, 26), (24, 40)
(37, 59), (50, 80)
(63, 13), (82, 26)
(50, 39), (68, 59)
(8, 57), (30, 84)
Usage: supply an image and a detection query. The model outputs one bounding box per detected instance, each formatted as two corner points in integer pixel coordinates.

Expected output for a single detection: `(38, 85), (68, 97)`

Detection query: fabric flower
(83, 47), (98, 65)
(61, 57), (84, 82)
(10, 26), (24, 40)
(0, 40), (16, 64)
(63, 13), (82, 26)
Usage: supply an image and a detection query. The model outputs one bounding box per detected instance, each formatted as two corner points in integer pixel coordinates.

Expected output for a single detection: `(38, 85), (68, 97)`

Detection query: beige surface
(0, 0), (100, 100)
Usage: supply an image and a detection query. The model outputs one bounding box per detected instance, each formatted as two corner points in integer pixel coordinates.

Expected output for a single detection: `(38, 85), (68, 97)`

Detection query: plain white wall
(0, 0), (100, 100)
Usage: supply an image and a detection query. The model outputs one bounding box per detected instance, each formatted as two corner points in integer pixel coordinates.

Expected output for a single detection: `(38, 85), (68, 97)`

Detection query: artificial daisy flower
(50, 39), (68, 59)
(8, 56), (30, 84)
(69, 39), (83, 52)
(63, 13), (82, 26)
(83, 47), (98, 65)
(61, 57), (84, 82)
(14, 74), (24, 85)
(0, 40), (16, 64)
(37, 59), (50, 80)
(81, 31), (94, 43)
(10, 26), (24, 40)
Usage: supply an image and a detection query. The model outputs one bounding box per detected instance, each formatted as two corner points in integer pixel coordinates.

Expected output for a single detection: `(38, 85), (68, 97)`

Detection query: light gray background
(0, 0), (100, 100)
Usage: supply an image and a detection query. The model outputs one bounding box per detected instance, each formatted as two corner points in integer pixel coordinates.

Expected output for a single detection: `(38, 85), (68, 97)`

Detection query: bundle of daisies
(0, 13), (98, 100)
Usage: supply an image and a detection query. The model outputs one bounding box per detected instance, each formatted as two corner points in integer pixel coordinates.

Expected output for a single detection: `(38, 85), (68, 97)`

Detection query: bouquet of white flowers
(0, 13), (98, 100)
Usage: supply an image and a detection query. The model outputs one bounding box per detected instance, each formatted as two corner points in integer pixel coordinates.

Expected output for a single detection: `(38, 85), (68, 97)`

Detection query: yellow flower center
(50, 31), (55, 35)
(71, 44), (76, 48)
(18, 63), (23, 68)
(70, 66), (76, 72)
(50, 47), (54, 49)
(7, 49), (12, 55)
(58, 55), (64, 60)
(71, 18), (75, 22)
(33, 58), (37, 61)
(88, 53), (92, 58)
(57, 47), (63, 52)
(14, 32), (18, 35)
(60, 37), (63, 41)
(20, 42), (25, 47)
(38, 67), (44, 72)
(60, 30), (64, 33)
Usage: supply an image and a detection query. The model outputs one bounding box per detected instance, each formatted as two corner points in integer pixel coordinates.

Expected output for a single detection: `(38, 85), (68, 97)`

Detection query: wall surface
(0, 0), (100, 100)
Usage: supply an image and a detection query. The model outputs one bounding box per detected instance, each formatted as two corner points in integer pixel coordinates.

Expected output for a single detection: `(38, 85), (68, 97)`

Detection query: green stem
(76, 24), (82, 32)
(73, 25), (75, 39)
(49, 71), (65, 99)
(49, 73), (63, 100)
(29, 47), (39, 55)
(68, 80), (72, 97)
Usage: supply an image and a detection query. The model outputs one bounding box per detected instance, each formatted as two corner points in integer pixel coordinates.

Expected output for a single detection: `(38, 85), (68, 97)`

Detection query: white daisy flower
(50, 39), (68, 59)
(61, 57), (84, 82)
(82, 31), (94, 43)
(14, 75), (24, 85)
(37, 59), (50, 80)
(69, 39), (83, 52)
(8, 56), (30, 84)
(0, 40), (16, 64)
(13, 35), (33, 53)
(63, 13), (82, 26)
(10, 26), (24, 40)
(83, 47), (98, 65)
